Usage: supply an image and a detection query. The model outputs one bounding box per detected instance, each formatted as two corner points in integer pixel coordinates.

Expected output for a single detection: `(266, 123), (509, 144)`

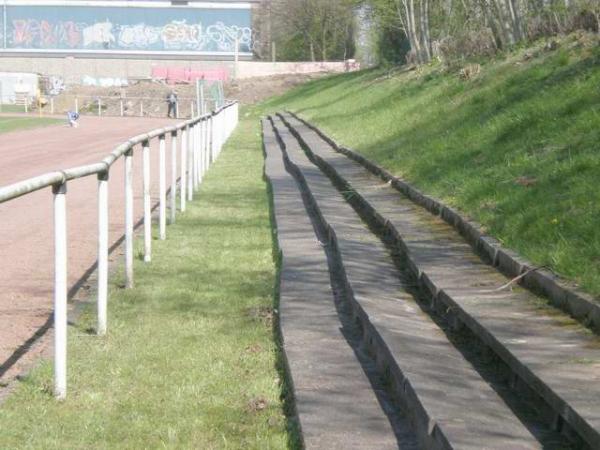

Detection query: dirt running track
(0, 115), (177, 387)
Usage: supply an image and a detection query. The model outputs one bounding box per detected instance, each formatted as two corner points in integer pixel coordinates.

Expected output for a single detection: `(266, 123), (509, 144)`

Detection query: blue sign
(1, 4), (252, 54)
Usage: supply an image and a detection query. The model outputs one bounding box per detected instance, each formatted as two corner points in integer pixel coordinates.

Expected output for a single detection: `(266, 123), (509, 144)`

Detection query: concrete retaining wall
(0, 56), (350, 84)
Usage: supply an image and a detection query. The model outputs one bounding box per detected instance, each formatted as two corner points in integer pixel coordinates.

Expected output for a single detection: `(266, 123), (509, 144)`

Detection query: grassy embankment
(0, 116), (298, 449)
(0, 116), (61, 134)
(256, 33), (600, 297)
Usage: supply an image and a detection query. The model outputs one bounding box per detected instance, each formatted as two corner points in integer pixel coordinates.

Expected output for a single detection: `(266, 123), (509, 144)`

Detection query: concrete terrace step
(262, 119), (409, 450)
(269, 115), (541, 450)
(279, 112), (600, 449)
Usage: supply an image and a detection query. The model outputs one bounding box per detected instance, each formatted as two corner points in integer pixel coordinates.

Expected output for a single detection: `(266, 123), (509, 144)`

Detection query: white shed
(0, 72), (39, 104)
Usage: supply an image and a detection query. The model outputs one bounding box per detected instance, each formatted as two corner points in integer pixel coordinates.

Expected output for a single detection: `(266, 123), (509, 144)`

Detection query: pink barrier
(151, 66), (229, 84)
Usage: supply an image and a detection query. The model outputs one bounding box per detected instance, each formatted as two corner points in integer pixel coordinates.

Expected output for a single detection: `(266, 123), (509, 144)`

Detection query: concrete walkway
(263, 119), (416, 449)
(270, 114), (548, 449)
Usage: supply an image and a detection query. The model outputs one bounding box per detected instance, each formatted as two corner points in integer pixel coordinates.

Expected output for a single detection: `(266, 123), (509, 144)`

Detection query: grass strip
(0, 116), (295, 449)
(0, 116), (62, 134)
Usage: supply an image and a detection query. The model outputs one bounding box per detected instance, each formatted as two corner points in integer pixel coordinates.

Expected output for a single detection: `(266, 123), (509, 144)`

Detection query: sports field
(0, 115), (176, 383)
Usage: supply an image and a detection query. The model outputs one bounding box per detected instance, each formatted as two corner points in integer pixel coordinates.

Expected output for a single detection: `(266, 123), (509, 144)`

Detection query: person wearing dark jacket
(166, 91), (178, 118)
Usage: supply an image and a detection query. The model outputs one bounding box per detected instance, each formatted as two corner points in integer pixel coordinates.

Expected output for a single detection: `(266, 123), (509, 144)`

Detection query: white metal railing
(0, 100), (239, 399)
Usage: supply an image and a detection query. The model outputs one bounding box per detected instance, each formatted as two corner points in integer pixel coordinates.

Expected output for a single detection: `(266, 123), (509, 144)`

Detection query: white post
(191, 101), (195, 119)
(209, 116), (214, 163)
(50, 97), (55, 114)
(196, 121), (204, 185)
(142, 140), (151, 263)
(97, 171), (108, 336)
(234, 37), (239, 80)
(176, 101), (180, 119)
(204, 119), (210, 174)
(75, 97), (78, 114)
(125, 149), (134, 288)
(159, 135), (166, 240)
(180, 127), (187, 212)
(170, 130), (177, 223)
(140, 102), (144, 117)
(194, 123), (200, 189)
(120, 99), (124, 117)
(53, 182), (68, 400)
(98, 98), (101, 116)
(199, 120), (205, 179)
(187, 124), (194, 201)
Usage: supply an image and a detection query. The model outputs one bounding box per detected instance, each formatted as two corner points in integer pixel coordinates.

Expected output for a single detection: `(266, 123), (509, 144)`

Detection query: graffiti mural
(1, 5), (252, 53)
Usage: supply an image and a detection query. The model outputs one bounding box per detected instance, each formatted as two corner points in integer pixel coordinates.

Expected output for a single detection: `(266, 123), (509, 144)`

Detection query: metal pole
(204, 118), (209, 174)
(53, 181), (68, 400)
(194, 123), (200, 189)
(199, 120), (204, 179)
(187, 124), (194, 201)
(200, 83), (205, 115)
(120, 99), (124, 117)
(234, 37), (239, 80)
(176, 101), (179, 119)
(180, 127), (187, 212)
(159, 135), (166, 240)
(140, 101), (143, 117)
(98, 98), (101, 116)
(170, 130), (177, 223)
(196, 79), (201, 116)
(50, 97), (54, 115)
(142, 140), (151, 263)
(124, 149), (134, 288)
(209, 116), (214, 163)
(97, 171), (109, 336)
(75, 97), (78, 114)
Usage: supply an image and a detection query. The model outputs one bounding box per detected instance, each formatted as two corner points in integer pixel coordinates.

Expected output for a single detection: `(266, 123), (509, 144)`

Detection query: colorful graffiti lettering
(118, 24), (161, 48)
(9, 17), (251, 53)
(11, 19), (82, 48)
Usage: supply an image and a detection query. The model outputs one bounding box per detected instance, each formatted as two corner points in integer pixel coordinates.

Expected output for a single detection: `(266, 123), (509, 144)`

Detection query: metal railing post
(170, 130), (177, 223)
(120, 99), (124, 117)
(209, 116), (215, 163)
(124, 149), (134, 288)
(98, 98), (101, 117)
(97, 170), (109, 336)
(53, 181), (68, 400)
(204, 119), (209, 174)
(190, 123), (196, 191)
(159, 135), (166, 240)
(194, 123), (200, 188)
(142, 140), (151, 263)
(199, 120), (205, 181)
(187, 124), (193, 201)
(180, 127), (187, 212)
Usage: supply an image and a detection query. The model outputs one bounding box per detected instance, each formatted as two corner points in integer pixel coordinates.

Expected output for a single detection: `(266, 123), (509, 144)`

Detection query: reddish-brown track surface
(0, 115), (178, 386)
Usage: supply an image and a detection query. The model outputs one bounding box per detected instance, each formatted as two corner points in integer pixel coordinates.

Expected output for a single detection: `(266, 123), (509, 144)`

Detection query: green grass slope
(255, 33), (600, 297)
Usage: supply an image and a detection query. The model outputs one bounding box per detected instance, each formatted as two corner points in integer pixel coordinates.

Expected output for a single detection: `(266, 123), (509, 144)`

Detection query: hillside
(256, 32), (600, 297)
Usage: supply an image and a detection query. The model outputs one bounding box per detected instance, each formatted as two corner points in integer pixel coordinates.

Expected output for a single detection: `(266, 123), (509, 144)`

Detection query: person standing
(166, 90), (178, 118)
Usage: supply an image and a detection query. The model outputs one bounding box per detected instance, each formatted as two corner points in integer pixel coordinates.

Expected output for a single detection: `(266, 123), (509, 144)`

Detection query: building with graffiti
(0, 0), (261, 57)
